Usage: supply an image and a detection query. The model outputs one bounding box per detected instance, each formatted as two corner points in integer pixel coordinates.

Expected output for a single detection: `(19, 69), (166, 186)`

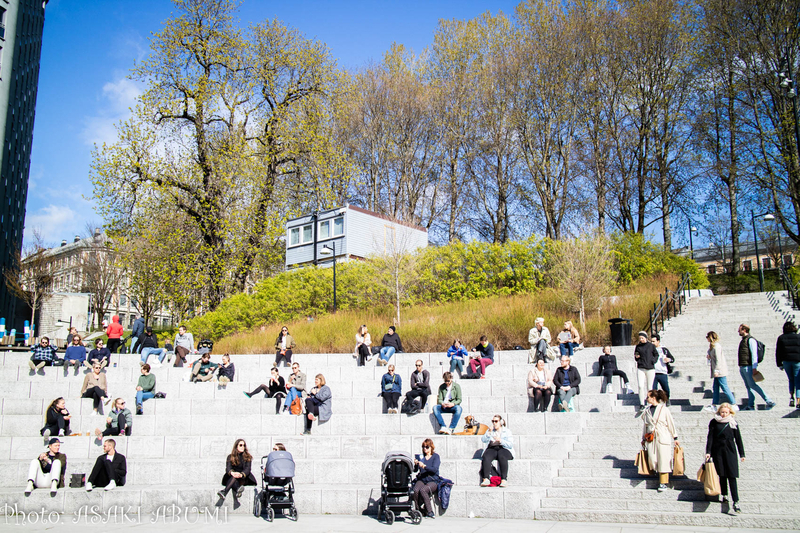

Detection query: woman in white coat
(641, 389), (680, 492)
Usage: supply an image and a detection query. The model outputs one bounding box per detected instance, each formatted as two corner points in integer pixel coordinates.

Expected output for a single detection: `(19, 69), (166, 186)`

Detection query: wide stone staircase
(0, 291), (797, 528)
(536, 292), (800, 529)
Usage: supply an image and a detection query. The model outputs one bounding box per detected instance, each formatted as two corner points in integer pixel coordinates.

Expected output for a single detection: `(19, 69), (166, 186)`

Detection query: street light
(688, 223), (698, 260)
(751, 210), (775, 292)
(778, 56), (800, 169)
(320, 242), (337, 312)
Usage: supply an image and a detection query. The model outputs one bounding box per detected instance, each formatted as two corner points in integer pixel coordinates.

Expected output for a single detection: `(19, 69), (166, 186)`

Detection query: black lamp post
(688, 222), (698, 260)
(778, 56), (800, 170)
(321, 242), (337, 312)
(751, 210), (775, 292)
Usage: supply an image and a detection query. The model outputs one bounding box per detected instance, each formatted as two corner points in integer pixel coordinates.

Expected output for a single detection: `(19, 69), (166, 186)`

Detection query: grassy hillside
(215, 274), (678, 354)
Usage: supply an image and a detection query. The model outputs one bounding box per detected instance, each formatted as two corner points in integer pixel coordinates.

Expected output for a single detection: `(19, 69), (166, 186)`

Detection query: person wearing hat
(25, 438), (67, 496)
(634, 331), (659, 410)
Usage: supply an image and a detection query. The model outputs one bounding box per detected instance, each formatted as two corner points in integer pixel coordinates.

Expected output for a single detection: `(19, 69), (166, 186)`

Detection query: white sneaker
(438, 427), (449, 434)
(607, 386), (614, 394)
(731, 404), (739, 412)
(282, 410), (290, 415)
(50, 479), (58, 495)
(85, 482), (93, 492)
(105, 480), (116, 491)
(24, 480), (34, 495)
(704, 405), (717, 413)
(626, 386), (636, 395)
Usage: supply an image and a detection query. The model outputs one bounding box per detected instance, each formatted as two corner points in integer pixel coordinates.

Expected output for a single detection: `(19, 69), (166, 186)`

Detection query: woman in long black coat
(218, 439), (258, 501)
(705, 403), (745, 514)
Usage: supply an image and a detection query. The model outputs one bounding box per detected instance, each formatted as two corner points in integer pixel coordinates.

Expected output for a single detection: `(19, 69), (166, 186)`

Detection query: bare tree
(3, 230), (53, 330)
(548, 232), (615, 332)
(78, 228), (124, 328)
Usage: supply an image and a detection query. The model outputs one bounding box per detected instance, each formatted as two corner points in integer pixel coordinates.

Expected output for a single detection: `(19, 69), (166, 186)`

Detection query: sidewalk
(0, 513), (787, 532)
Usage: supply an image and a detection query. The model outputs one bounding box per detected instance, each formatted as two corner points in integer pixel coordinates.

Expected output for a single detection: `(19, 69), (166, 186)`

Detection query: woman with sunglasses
(381, 365), (402, 413)
(94, 398), (132, 439)
(274, 326), (296, 367)
(413, 438), (441, 518)
(218, 439), (257, 501)
(80, 362), (109, 416)
(480, 415), (514, 487)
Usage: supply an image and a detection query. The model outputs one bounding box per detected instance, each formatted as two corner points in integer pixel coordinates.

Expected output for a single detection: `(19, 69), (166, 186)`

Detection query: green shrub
(612, 232), (709, 288)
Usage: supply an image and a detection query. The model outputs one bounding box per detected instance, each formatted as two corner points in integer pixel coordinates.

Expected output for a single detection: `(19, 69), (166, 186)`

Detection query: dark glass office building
(0, 0), (48, 329)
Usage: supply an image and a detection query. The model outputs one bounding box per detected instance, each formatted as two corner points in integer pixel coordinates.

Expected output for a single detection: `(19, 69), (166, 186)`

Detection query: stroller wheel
(266, 507), (275, 522)
(410, 509), (423, 525)
(385, 509), (395, 525)
(289, 507), (298, 521)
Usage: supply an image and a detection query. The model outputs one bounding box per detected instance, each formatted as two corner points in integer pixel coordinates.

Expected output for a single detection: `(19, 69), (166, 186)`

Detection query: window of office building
(742, 260), (752, 272)
(762, 258), (771, 269)
(708, 264), (716, 274)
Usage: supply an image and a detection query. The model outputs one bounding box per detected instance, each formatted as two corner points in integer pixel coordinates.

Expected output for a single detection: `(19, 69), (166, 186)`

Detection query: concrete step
(534, 508), (800, 529)
(539, 496), (797, 515)
(0, 484), (546, 519)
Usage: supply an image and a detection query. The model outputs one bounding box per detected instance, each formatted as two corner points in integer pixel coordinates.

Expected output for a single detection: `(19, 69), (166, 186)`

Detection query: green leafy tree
(91, 0), (347, 310)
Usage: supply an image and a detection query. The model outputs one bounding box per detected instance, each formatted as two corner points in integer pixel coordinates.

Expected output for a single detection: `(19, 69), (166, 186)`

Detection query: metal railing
(645, 273), (692, 336)
(779, 265), (799, 310)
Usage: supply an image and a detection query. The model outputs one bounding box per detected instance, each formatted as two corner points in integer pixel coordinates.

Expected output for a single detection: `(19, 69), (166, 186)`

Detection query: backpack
(290, 397), (303, 415)
(748, 336), (766, 364)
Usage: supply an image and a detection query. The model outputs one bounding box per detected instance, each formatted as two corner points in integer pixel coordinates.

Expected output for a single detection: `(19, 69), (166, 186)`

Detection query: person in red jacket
(106, 316), (124, 354)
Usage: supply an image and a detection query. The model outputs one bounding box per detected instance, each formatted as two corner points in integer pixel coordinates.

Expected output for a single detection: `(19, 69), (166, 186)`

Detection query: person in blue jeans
(282, 363), (306, 414)
(775, 321), (800, 408)
(135, 364), (156, 415)
(705, 331), (736, 412)
(377, 326), (404, 366)
(447, 339), (468, 376)
(737, 324), (775, 410)
(433, 372), (462, 435)
(139, 327), (166, 366)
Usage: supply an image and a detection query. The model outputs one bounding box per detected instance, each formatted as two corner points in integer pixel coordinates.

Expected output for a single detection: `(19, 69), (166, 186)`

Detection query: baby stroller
(379, 451), (423, 525)
(254, 451), (297, 522)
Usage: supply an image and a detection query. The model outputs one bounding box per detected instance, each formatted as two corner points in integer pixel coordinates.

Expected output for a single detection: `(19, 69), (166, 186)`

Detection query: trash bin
(608, 318), (633, 346)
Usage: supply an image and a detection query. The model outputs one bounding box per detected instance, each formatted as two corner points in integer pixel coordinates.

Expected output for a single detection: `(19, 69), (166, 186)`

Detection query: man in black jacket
(405, 360), (430, 414)
(737, 324), (775, 410)
(553, 355), (581, 412)
(776, 321), (800, 407)
(634, 331), (658, 410)
(86, 439), (127, 491)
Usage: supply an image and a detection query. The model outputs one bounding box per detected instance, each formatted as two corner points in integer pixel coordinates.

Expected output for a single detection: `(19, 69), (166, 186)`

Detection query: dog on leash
(453, 415), (489, 436)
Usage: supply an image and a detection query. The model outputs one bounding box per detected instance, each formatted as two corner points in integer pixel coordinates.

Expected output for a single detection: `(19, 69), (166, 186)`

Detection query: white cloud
(80, 75), (142, 147)
(23, 200), (97, 247)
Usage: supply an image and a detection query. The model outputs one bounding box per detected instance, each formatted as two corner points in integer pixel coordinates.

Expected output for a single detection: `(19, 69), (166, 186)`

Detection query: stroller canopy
(381, 450), (413, 473)
(266, 451), (295, 478)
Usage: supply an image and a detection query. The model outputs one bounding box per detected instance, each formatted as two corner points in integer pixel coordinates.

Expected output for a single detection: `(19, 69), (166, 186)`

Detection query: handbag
(635, 448), (652, 476)
(752, 369), (765, 382)
(384, 375), (396, 391)
(696, 458), (721, 496)
(672, 444), (685, 476)
(290, 397), (303, 415)
(69, 473), (85, 488)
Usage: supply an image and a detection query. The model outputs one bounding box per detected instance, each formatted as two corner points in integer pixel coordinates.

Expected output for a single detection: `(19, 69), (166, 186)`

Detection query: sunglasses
(492, 419), (501, 423)
(119, 402), (126, 405)
(238, 443), (246, 447)
(422, 445), (431, 449)
(415, 364), (422, 367)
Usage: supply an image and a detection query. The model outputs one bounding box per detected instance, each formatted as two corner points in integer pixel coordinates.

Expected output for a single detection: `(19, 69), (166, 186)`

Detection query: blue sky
(26, 0), (519, 246)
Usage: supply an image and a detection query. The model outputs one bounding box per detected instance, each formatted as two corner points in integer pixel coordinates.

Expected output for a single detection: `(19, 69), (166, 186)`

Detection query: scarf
(714, 413), (737, 429)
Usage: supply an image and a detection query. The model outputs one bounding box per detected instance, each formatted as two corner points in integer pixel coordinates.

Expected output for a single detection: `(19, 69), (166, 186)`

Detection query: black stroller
(379, 451), (423, 525)
(254, 451), (298, 522)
